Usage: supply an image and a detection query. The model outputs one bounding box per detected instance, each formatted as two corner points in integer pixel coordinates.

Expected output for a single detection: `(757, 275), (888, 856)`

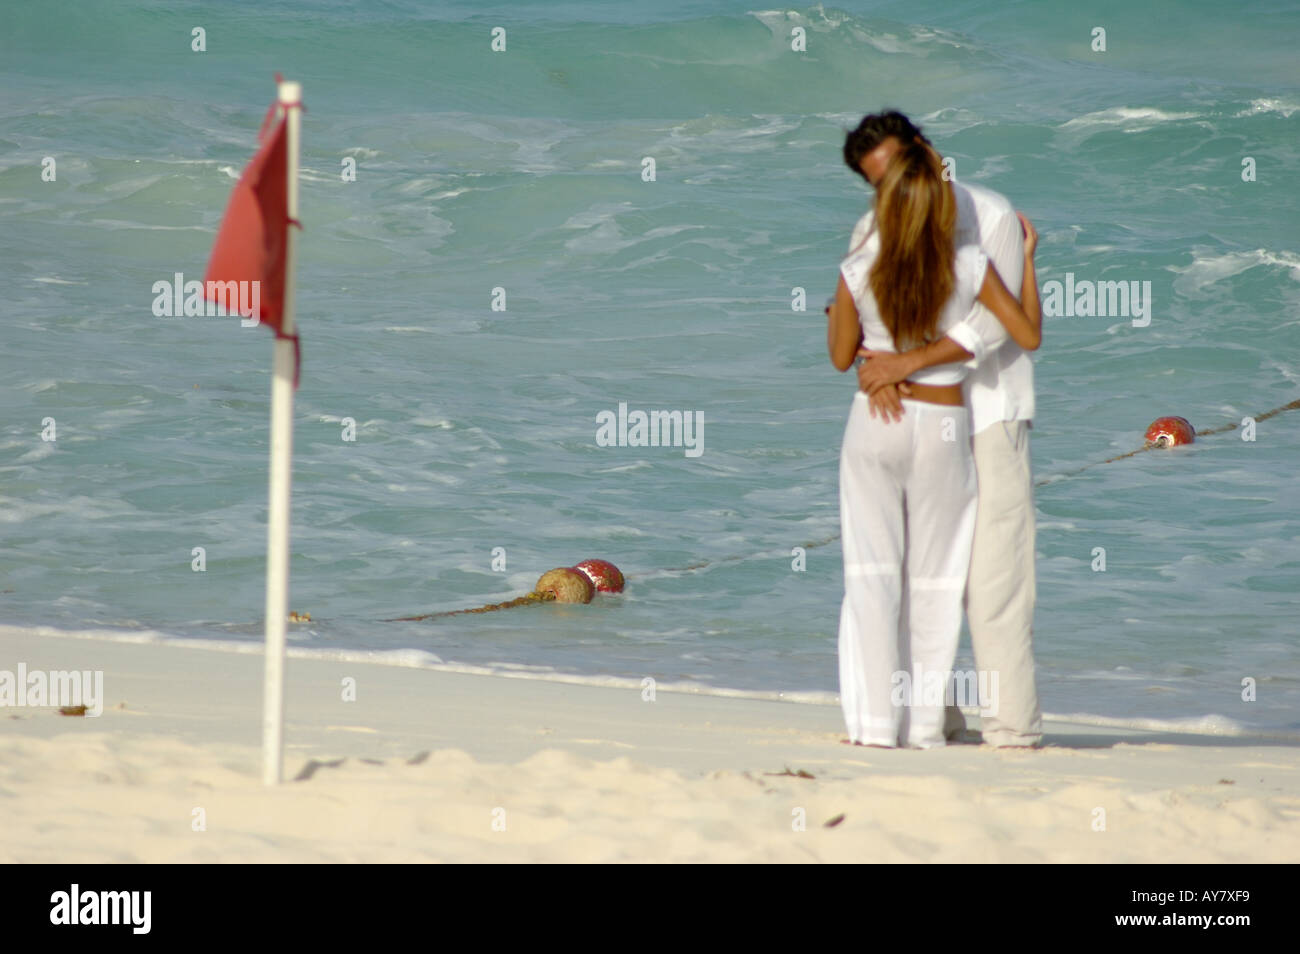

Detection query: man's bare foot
(840, 739), (895, 749)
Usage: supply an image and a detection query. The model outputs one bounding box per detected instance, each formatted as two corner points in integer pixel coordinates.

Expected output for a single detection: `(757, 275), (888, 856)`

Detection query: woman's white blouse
(839, 235), (989, 386)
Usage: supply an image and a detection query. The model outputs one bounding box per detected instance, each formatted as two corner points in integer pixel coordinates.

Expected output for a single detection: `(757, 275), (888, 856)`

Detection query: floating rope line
(1198, 397), (1300, 433)
(384, 591), (555, 622)
(379, 399), (1300, 607)
(1032, 397), (1300, 485)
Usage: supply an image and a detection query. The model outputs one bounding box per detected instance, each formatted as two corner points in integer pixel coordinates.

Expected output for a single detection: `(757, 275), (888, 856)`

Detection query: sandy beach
(2, 626), (1297, 863)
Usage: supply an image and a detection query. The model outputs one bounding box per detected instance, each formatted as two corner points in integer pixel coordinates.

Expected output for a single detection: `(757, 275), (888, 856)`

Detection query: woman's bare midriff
(901, 381), (963, 406)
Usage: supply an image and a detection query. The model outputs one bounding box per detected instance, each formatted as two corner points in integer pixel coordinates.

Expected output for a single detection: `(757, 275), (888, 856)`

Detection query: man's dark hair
(843, 110), (932, 181)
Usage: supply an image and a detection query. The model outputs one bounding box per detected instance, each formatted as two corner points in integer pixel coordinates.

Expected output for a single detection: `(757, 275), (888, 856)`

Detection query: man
(839, 111), (1043, 748)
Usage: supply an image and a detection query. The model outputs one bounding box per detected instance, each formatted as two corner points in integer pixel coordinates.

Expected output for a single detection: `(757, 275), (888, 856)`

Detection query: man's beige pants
(944, 420), (1043, 746)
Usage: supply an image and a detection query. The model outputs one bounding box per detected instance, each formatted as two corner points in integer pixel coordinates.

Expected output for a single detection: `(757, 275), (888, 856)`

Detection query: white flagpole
(263, 78), (301, 786)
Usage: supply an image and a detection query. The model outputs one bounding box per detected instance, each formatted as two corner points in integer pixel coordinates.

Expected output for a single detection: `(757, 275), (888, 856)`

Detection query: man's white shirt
(847, 180), (1035, 435)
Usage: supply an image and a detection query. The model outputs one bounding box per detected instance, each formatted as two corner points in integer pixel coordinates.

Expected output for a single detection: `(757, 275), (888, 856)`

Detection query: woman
(826, 140), (1041, 747)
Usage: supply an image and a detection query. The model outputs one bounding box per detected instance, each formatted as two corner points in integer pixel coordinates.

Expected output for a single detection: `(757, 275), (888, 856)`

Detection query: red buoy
(1144, 416), (1195, 448)
(573, 559), (625, 593)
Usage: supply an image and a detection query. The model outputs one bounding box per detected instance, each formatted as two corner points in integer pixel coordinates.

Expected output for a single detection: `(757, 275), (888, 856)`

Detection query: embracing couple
(825, 110), (1043, 749)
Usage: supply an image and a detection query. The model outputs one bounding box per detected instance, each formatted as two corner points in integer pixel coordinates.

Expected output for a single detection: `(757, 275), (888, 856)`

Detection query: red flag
(205, 98), (301, 381)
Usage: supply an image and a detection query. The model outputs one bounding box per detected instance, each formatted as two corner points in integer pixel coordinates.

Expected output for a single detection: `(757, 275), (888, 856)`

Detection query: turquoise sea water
(2, 1), (1298, 734)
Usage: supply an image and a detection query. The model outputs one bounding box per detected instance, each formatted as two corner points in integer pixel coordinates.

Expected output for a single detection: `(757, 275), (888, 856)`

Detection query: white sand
(2, 626), (1298, 862)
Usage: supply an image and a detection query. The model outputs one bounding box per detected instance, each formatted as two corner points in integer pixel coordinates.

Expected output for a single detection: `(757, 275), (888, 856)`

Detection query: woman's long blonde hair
(868, 141), (956, 351)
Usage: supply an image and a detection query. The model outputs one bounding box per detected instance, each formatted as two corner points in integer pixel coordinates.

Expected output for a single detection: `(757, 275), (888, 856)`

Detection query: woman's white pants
(837, 393), (978, 748)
